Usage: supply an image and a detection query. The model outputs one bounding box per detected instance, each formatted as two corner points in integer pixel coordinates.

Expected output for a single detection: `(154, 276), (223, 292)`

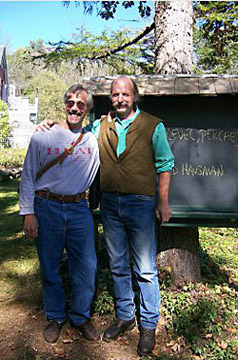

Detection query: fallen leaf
(216, 339), (228, 350)
(53, 346), (65, 355)
(62, 339), (73, 344)
(66, 329), (77, 340)
(228, 327), (237, 333)
(167, 340), (176, 347)
(171, 343), (181, 352)
(177, 336), (186, 345)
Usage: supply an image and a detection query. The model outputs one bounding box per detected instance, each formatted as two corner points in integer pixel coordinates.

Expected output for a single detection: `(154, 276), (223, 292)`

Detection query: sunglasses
(66, 100), (88, 110)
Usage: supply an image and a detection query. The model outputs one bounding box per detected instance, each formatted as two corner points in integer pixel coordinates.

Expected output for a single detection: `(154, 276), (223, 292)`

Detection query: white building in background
(8, 84), (38, 148)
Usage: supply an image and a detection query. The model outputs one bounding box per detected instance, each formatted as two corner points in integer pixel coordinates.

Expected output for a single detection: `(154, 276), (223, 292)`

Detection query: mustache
(68, 110), (82, 116)
(114, 102), (127, 106)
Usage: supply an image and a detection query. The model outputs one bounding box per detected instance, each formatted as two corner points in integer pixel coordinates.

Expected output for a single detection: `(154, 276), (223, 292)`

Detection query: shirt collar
(115, 106), (140, 125)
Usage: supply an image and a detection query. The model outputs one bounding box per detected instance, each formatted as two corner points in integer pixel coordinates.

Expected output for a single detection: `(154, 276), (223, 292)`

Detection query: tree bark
(158, 227), (201, 284)
(154, 0), (201, 283)
(154, 0), (193, 74)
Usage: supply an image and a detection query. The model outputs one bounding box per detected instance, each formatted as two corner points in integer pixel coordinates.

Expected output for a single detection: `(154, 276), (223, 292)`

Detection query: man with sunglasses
(19, 84), (100, 343)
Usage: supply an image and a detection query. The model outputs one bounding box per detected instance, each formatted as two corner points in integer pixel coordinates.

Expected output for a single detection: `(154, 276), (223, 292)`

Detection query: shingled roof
(82, 74), (238, 96)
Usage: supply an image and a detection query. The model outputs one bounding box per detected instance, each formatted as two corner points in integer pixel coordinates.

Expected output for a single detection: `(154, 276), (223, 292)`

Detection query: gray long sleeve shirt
(19, 125), (100, 215)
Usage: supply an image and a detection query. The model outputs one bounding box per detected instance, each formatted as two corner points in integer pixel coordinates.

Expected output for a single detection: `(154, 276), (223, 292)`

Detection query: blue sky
(0, 1), (153, 52)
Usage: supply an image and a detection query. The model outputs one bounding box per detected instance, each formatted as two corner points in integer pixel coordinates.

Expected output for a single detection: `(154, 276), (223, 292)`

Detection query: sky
(0, 1), (153, 53)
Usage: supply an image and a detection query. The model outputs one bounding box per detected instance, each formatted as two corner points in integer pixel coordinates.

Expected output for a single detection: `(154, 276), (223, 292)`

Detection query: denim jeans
(34, 195), (97, 325)
(101, 192), (160, 329)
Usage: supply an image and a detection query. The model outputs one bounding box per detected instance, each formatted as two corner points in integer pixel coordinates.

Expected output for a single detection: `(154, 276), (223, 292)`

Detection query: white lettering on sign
(167, 128), (238, 147)
(181, 163), (224, 177)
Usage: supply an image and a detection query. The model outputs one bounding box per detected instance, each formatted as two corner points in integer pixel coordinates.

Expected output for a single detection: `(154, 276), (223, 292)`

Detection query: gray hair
(63, 84), (94, 110)
(110, 76), (140, 103)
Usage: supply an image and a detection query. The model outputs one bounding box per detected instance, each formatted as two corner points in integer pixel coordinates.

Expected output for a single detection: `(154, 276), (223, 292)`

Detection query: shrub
(0, 100), (13, 147)
(0, 148), (26, 168)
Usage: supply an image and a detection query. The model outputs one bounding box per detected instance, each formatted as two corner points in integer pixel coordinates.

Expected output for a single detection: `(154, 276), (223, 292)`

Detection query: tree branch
(91, 21), (155, 60)
(32, 21), (155, 68)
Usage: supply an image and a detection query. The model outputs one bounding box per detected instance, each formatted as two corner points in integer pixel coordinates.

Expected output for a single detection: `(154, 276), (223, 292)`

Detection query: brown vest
(98, 110), (162, 196)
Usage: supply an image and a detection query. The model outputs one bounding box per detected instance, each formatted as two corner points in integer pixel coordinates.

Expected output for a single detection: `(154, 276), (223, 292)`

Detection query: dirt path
(0, 302), (168, 360)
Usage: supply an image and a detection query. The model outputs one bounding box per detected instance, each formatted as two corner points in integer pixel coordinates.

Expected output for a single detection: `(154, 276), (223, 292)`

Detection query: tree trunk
(154, 0), (201, 283)
(154, 0), (193, 74)
(158, 227), (201, 283)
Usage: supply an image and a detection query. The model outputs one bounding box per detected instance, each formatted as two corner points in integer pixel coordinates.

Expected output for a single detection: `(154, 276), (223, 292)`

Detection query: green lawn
(0, 179), (41, 304)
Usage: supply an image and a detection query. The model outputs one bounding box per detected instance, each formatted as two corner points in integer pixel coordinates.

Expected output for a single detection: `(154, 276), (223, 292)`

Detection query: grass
(0, 179), (41, 304)
(0, 179), (237, 359)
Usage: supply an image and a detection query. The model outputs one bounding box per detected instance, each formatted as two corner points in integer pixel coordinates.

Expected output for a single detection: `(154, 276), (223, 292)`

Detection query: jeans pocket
(34, 195), (46, 208)
(135, 194), (154, 201)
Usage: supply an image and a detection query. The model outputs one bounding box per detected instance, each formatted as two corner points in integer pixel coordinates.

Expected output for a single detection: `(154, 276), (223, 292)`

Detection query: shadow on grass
(0, 234), (42, 307)
(173, 297), (219, 342)
(0, 195), (19, 214)
(0, 233), (36, 264)
(200, 247), (238, 291)
(0, 179), (20, 212)
(0, 179), (19, 192)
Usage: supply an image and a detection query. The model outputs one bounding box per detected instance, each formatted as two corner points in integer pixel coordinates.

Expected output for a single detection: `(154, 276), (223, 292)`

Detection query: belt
(35, 190), (87, 203)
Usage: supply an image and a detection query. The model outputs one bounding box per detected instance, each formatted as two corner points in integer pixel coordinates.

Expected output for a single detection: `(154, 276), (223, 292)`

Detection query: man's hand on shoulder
(35, 119), (58, 132)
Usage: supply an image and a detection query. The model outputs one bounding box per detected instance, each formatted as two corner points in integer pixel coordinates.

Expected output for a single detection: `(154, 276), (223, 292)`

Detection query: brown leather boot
(137, 327), (156, 356)
(76, 320), (100, 341)
(44, 320), (65, 343)
(102, 318), (136, 341)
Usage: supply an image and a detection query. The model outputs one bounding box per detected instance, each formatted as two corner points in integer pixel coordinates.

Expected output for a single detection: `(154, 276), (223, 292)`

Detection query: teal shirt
(85, 110), (174, 174)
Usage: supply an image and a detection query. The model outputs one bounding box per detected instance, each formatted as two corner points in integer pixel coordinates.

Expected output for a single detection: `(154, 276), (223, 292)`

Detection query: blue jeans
(101, 192), (160, 329)
(34, 195), (97, 325)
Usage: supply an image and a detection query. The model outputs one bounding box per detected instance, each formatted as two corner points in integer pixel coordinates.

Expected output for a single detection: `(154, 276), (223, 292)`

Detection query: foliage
(158, 227), (238, 359)
(194, 1), (238, 73)
(0, 148), (26, 168)
(7, 40), (47, 93)
(7, 41), (68, 122)
(95, 269), (114, 315)
(26, 70), (67, 122)
(7, 30), (156, 120)
(0, 100), (12, 148)
(199, 227), (238, 285)
(32, 26), (155, 75)
(63, 1), (152, 20)
(28, 1), (238, 75)
(6, 2), (238, 87)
